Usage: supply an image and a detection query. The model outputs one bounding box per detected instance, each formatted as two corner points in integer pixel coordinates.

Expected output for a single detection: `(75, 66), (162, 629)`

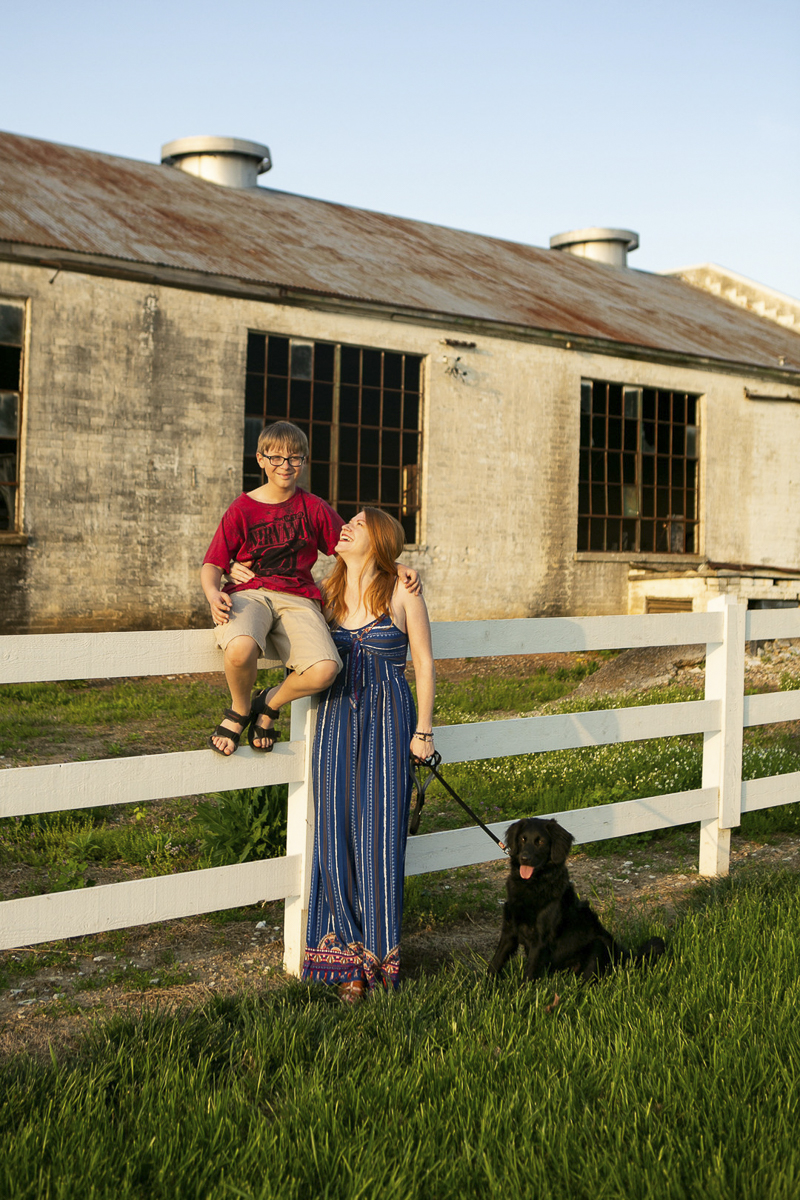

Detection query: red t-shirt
(203, 489), (343, 602)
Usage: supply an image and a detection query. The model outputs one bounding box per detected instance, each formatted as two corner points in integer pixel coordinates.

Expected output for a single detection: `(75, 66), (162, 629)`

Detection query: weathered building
(1, 130), (799, 633)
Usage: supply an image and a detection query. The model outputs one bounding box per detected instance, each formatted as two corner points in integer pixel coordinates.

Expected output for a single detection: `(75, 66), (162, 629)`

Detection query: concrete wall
(2, 260), (800, 632)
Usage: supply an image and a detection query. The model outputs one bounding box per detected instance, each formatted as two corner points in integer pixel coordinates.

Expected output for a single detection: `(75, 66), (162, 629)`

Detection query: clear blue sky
(5, 0), (800, 298)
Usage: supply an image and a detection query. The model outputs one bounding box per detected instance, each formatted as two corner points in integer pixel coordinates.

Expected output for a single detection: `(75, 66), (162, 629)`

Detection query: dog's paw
(636, 936), (666, 961)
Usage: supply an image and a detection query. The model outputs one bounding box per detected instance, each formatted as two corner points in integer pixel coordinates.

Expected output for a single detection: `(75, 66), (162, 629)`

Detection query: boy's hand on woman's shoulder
(397, 564), (422, 596)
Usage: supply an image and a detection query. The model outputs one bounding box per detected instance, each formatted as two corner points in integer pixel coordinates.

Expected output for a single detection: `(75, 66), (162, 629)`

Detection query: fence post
(282, 694), (318, 977)
(699, 594), (746, 877)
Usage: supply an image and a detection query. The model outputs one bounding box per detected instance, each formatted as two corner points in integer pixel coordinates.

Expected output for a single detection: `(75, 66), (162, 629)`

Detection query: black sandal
(208, 707), (251, 756)
(248, 690), (281, 752)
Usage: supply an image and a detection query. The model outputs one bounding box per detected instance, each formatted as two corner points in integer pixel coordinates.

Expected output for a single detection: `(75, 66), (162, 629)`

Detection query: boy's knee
(223, 635), (260, 669)
(315, 659), (340, 689)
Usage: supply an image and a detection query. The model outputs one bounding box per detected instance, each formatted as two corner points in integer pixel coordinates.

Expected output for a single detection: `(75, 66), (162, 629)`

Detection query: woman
(302, 507), (436, 1001)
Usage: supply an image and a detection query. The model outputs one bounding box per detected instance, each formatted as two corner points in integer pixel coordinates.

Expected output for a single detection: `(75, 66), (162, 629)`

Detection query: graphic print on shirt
(246, 511), (307, 580)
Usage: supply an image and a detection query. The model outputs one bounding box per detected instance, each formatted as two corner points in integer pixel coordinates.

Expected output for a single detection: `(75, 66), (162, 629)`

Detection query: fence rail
(2, 596), (798, 973)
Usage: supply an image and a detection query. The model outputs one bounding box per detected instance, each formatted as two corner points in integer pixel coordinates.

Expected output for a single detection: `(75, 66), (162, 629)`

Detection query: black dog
(487, 818), (665, 984)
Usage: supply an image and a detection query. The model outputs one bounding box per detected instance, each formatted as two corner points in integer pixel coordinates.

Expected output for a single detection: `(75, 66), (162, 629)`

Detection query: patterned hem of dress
(302, 935), (401, 992)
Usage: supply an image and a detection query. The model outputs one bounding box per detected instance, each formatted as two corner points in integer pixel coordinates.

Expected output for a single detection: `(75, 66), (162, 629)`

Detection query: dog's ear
(547, 821), (574, 864)
(505, 821), (522, 856)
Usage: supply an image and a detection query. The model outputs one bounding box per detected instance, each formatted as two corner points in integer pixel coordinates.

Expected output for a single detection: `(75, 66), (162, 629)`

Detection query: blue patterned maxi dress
(302, 614), (415, 992)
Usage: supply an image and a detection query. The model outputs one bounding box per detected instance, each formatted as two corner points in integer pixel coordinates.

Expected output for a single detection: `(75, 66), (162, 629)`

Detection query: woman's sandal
(248, 690), (281, 752)
(208, 708), (251, 756)
(337, 979), (366, 1005)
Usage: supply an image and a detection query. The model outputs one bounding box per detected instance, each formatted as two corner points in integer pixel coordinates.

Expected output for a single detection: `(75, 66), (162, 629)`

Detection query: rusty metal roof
(1, 130), (799, 375)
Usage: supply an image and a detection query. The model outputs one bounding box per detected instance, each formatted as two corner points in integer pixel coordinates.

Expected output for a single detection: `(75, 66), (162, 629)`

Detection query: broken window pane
(607, 485), (622, 515)
(288, 379), (311, 420)
(315, 343), (335, 382)
(339, 385), (360, 425)
(589, 519), (605, 551)
(312, 382), (333, 423)
(607, 417), (622, 451)
(404, 393), (419, 428)
(404, 359), (420, 391)
(244, 417), (262, 456)
(360, 387), (381, 425)
(246, 333), (266, 374)
(359, 426), (380, 463)
(245, 373), (265, 414)
(267, 336), (289, 377)
(0, 346), (21, 390)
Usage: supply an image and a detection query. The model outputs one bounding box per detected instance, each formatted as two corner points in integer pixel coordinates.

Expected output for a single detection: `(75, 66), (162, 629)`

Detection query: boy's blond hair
(257, 421), (309, 458)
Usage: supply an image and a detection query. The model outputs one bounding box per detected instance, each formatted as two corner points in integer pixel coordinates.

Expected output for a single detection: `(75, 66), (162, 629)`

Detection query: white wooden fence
(1, 594), (799, 975)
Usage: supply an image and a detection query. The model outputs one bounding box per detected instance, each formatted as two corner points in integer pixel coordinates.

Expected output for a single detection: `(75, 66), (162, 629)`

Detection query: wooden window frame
(0, 300), (25, 535)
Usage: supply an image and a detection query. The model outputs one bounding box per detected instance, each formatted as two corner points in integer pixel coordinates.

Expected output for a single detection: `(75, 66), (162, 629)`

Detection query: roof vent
(549, 227), (639, 269)
(161, 136), (272, 188)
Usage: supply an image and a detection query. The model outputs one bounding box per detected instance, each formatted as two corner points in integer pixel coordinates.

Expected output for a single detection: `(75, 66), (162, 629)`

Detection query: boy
(201, 421), (417, 755)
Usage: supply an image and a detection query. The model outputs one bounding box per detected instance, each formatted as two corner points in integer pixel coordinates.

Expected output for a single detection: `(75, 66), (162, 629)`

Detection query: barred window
(0, 302), (24, 533)
(244, 334), (422, 542)
(578, 379), (699, 554)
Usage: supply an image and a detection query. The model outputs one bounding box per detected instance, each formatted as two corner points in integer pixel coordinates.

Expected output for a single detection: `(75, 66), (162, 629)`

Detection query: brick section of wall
(4, 266), (246, 632)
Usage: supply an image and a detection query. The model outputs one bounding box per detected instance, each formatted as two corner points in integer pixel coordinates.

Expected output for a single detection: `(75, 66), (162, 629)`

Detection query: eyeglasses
(258, 454), (306, 468)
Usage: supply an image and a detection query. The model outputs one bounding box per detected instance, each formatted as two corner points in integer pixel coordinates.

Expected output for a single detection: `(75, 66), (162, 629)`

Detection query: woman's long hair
(323, 508), (406, 627)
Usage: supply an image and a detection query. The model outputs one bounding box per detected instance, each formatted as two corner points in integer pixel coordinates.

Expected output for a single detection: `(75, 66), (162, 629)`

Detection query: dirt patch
(569, 645), (705, 698)
(568, 640), (800, 698)
(0, 905), (289, 1061)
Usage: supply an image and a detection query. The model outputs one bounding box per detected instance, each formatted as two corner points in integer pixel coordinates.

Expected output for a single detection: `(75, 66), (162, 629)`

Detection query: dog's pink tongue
(519, 864), (534, 880)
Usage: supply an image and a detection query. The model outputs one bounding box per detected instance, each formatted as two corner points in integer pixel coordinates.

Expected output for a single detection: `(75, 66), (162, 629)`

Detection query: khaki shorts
(214, 589), (342, 675)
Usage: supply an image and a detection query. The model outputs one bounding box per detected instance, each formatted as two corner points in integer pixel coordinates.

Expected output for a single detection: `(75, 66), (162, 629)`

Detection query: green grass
(0, 669), (284, 759)
(1, 868), (799, 1199)
(403, 865), (502, 929)
(433, 661), (599, 719)
(0, 677), (216, 753)
(0, 807), (203, 900)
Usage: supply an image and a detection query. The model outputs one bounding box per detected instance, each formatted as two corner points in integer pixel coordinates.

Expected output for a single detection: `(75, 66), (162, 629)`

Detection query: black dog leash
(409, 751), (507, 853)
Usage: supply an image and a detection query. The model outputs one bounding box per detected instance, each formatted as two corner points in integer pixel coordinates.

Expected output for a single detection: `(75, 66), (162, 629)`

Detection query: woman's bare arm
(395, 586), (436, 760)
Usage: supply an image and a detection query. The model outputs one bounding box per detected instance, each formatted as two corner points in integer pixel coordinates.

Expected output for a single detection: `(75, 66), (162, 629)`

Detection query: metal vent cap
(550, 227), (639, 268)
(161, 136), (272, 188)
